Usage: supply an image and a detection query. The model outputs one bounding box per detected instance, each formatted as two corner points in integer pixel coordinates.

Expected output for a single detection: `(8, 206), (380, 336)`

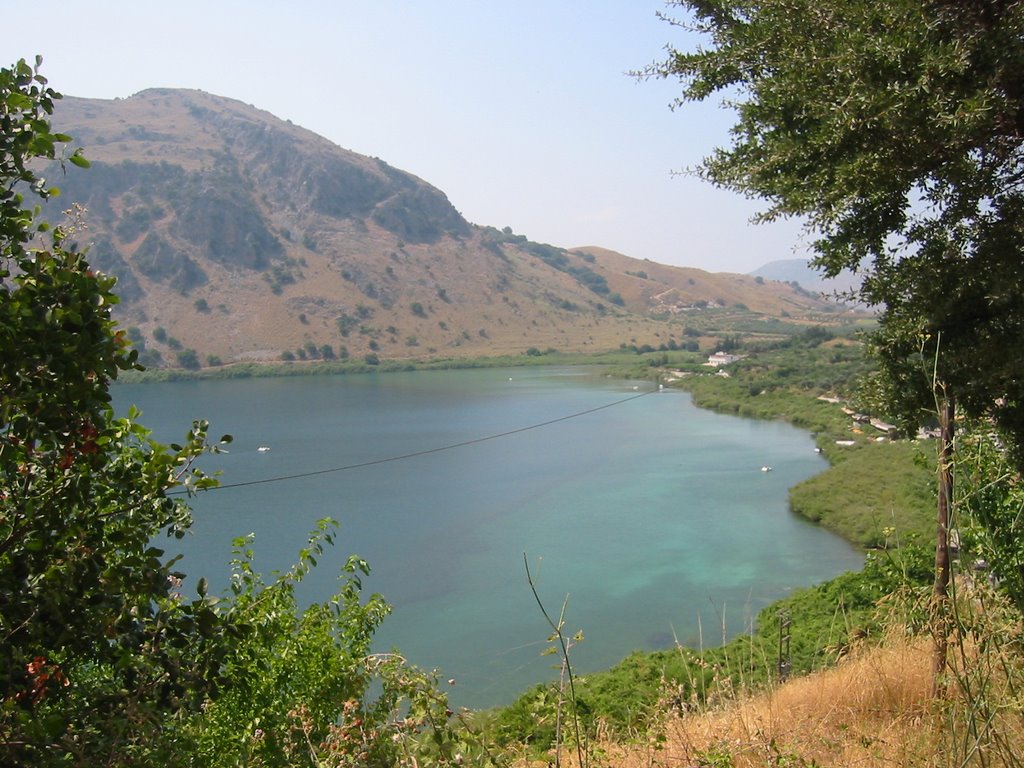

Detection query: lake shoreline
(490, 354), (935, 740)
(119, 350), (884, 550)
(116, 365), (862, 711)
(117, 348), (896, 559)
(115, 349), (677, 383)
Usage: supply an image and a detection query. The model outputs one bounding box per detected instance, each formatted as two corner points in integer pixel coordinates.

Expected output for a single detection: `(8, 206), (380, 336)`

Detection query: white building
(706, 351), (742, 367)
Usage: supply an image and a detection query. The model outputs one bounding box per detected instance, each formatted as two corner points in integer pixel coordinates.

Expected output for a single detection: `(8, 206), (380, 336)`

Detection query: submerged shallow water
(114, 366), (863, 708)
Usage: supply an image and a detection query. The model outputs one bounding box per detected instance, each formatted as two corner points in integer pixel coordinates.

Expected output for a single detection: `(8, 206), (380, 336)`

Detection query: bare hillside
(43, 89), (853, 368)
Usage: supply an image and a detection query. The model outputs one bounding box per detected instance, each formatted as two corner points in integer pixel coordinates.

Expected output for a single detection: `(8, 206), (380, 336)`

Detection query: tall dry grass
(507, 535), (1024, 768)
(528, 621), (1024, 767)
(511, 634), (932, 768)
(939, 579), (1024, 768)
(603, 635), (934, 767)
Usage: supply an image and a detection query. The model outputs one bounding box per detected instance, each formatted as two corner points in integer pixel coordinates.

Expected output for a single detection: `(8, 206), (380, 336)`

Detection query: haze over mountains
(47, 89), (853, 368)
(750, 259), (861, 299)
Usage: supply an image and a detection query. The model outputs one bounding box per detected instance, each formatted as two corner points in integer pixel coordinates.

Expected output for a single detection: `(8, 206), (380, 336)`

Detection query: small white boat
(761, 465), (773, 472)
(257, 446), (270, 453)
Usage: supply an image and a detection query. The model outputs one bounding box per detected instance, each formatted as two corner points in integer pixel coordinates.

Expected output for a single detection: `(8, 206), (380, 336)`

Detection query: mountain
(750, 258), (862, 300)
(45, 89), (851, 368)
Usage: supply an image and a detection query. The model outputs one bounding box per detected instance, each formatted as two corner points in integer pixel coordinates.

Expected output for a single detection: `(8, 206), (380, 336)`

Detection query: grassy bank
(495, 543), (934, 747)
(114, 347), (708, 383)
(789, 441), (935, 547)
(668, 339), (935, 548)
(494, 333), (938, 750)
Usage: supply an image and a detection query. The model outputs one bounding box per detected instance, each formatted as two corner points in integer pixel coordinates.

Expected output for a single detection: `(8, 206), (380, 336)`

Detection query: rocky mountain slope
(44, 89), (850, 368)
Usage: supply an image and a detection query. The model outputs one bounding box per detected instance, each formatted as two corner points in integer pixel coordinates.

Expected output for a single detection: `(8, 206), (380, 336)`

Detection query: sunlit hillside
(42, 89), (861, 369)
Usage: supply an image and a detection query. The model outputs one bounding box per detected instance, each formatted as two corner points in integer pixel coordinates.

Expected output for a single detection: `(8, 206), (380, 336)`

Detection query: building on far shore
(706, 351), (743, 367)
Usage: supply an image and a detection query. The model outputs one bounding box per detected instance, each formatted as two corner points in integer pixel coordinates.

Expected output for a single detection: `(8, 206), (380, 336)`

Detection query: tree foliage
(0, 58), (495, 767)
(649, 0), (1024, 465)
(648, 0), (1024, 688)
(0, 55), (229, 765)
(957, 425), (1024, 614)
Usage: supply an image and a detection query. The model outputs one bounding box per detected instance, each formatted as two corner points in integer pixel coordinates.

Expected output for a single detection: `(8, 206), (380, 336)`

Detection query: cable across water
(173, 387), (659, 494)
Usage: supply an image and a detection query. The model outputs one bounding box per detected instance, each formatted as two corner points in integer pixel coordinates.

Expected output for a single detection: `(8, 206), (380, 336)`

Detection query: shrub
(0, 64), (492, 766)
(176, 348), (200, 369)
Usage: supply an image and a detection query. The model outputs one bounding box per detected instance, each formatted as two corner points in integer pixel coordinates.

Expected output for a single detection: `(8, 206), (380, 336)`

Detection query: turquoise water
(113, 367), (863, 708)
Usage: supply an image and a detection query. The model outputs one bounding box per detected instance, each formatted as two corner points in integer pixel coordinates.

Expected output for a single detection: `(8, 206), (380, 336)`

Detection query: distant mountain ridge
(44, 88), (852, 368)
(750, 258), (862, 300)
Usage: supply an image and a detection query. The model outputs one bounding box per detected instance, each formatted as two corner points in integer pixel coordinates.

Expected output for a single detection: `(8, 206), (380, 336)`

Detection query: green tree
(1, 58), (490, 768)
(650, 0), (1024, 463)
(649, 0), (1024, 684)
(176, 347), (201, 369)
(1, 57), (231, 764)
(959, 426), (1024, 614)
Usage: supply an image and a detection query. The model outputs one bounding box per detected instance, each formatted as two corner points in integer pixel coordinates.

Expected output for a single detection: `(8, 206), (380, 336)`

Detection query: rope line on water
(172, 388), (659, 494)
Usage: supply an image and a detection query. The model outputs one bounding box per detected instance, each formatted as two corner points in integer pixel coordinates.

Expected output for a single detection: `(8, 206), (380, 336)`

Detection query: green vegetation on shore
(113, 347), (709, 383)
(493, 330), (937, 750)
(790, 442), (934, 547)
(669, 336), (935, 548)
(496, 542), (933, 746)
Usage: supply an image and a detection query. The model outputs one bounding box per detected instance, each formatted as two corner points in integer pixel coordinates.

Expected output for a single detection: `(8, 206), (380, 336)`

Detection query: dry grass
(526, 624), (1024, 768)
(644, 637), (934, 767)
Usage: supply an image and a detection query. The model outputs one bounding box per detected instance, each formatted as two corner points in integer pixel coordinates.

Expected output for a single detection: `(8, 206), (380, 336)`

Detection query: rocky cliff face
(44, 88), (844, 368)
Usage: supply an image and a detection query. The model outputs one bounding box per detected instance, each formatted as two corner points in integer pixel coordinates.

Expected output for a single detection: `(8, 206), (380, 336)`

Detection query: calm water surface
(113, 367), (863, 708)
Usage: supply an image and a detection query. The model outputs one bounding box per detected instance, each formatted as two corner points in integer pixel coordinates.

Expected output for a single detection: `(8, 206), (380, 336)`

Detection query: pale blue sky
(6, 1), (811, 273)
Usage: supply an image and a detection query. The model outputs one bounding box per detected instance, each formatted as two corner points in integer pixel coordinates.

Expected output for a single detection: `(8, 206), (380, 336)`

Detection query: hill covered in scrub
(44, 88), (856, 369)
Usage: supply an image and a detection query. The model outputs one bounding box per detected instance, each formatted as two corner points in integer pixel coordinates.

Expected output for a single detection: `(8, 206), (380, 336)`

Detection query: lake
(112, 366), (863, 709)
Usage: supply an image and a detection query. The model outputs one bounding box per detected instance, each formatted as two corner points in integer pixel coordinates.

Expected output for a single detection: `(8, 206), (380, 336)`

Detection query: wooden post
(932, 393), (955, 696)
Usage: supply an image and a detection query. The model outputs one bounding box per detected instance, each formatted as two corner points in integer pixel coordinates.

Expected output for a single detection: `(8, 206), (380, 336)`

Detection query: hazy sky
(6, 1), (812, 273)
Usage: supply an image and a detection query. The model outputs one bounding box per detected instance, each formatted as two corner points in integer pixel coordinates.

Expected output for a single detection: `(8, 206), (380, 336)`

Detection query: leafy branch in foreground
(1, 56), (234, 765)
(524, 553), (588, 768)
(182, 521), (502, 768)
(1, 57), (496, 768)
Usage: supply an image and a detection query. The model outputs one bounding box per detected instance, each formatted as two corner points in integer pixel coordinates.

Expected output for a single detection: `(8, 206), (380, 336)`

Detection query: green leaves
(67, 148), (90, 168)
(180, 520), (496, 768)
(0, 58), (232, 765)
(0, 58), (497, 767)
(655, 0), (1024, 467)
